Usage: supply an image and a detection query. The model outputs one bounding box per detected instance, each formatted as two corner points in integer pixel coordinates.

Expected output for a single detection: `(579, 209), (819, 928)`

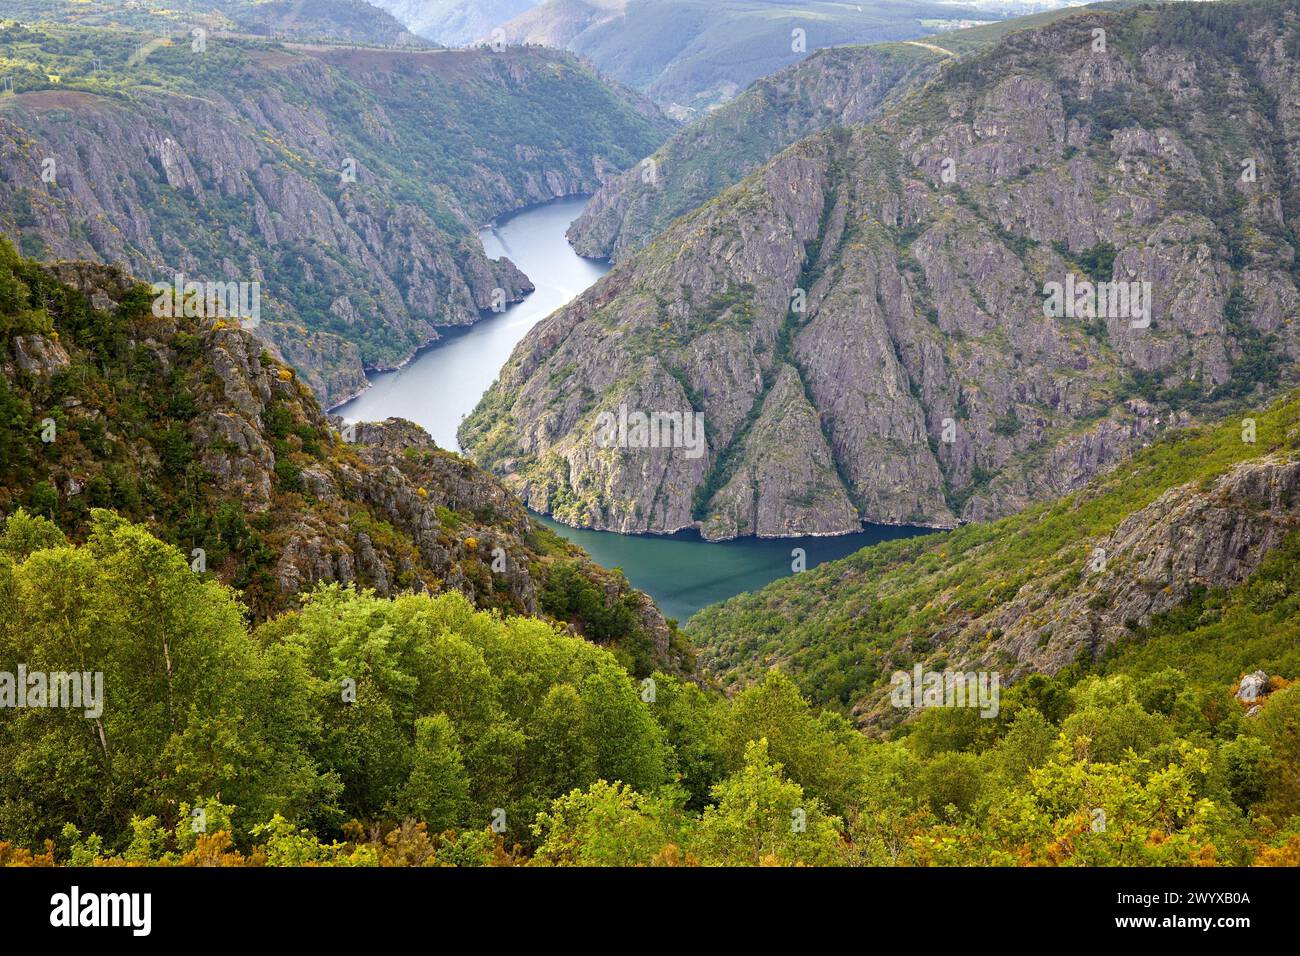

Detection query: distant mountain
(4, 0), (426, 46)
(369, 0), (543, 45)
(462, 0), (1300, 541)
(494, 0), (1002, 112)
(0, 22), (671, 405)
(569, 7), (1108, 263)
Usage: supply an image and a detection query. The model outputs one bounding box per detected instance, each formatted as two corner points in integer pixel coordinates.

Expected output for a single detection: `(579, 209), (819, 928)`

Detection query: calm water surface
(334, 196), (607, 449)
(532, 515), (928, 623)
(336, 196), (932, 620)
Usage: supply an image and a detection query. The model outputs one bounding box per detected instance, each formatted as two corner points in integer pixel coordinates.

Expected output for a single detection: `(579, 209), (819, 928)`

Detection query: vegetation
(5, 0), (1300, 871)
(2, 507), (1298, 866)
(689, 386), (1300, 712)
(0, 238), (684, 674)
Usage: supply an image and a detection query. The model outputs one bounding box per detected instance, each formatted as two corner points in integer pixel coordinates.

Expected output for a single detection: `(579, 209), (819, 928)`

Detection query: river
(336, 196), (931, 621)
(333, 196), (606, 449)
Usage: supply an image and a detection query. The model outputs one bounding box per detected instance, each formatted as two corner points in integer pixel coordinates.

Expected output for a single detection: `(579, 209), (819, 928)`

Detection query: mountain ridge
(494, 0), (999, 112)
(567, 6), (1120, 263)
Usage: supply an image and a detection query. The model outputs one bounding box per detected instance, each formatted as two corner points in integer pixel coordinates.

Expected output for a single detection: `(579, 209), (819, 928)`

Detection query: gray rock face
(569, 43), (947, 262)
(976, 454), (1300, 681)
(8, 334), (69, 377)
(464, 8), (1300, 539)
(701, 364), (861, 540)
(1237, 670), (1271, 702)
(0, 44), (669, 405)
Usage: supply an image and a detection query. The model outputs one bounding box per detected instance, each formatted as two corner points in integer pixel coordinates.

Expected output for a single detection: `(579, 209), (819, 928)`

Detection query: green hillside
(689, 388), (1300, 716)
(3, 480), (1299, 865)
(0, 240), (694, 677)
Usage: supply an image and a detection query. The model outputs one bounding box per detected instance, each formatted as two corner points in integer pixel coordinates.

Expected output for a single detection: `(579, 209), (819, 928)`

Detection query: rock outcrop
(961, 454), (1300, 680)
(0, 251), (692, 676)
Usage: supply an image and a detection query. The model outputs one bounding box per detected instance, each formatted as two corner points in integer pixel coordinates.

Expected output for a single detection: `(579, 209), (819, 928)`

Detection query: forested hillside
(2, 502), (1298, 865)
(689, 386), (1300, 721)
(0, 240), (691, 676)
(0, 19), (670, 403)
(4, 0), (426, 46)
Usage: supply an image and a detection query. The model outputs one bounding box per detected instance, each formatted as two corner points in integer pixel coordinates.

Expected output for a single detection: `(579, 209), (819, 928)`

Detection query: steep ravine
(0, 28), (671, 405)
(461, 1), (1300, 540)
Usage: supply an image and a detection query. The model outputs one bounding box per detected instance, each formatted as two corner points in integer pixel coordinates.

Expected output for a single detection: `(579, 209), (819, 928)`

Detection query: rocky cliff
(0, 243), (692, 676)
(567, 42), (947, 262)
(687, 386), (1300, 726)
(0, 22), (671, 404)
(462, 0), (1300, 540)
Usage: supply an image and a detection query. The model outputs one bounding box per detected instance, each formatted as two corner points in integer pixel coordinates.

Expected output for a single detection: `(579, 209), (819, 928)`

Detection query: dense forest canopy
(1, 501), (1299, 865)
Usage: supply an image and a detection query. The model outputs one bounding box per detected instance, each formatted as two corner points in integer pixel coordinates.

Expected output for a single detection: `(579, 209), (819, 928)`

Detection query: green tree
(532, 781), (688, 866)
(1250, 686), (1300, 819)
(644, 672), (725, 808)
(0, 512), (332, 845)
(393, 715), (470, 833)
(698, 739), (843, 866)
(579, 661), (668, 793)
(721, 670), (862, 814)
(0, 507), (65, 561)
(524, 684), (597, 802)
